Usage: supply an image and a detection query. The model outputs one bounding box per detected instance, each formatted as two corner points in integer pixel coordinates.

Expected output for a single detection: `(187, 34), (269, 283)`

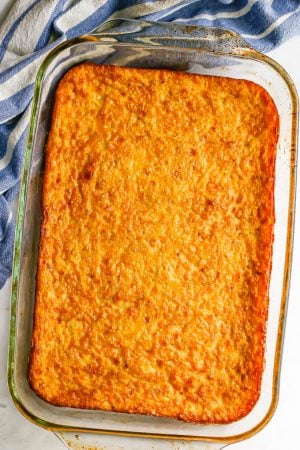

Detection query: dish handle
(56, 431), (228, 449)
(91, 18), (252, 54)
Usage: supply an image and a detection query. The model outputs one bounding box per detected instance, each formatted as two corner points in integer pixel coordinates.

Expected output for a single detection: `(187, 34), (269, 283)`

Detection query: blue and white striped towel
(0, 0), (300, 288)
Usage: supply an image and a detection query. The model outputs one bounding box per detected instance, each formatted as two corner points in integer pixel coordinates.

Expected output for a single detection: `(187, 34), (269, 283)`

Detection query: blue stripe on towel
(0, 0), (40, 63)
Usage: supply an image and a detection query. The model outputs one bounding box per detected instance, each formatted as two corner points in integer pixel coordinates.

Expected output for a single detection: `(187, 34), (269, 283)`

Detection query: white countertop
(0, 1), (300, 449)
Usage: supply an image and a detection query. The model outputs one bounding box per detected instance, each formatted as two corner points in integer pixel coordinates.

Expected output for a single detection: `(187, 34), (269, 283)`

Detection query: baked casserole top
(29, 63), (278, 423)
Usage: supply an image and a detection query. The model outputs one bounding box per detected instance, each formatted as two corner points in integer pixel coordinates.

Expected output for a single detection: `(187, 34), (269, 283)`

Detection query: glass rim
(7, 19), (299, 444)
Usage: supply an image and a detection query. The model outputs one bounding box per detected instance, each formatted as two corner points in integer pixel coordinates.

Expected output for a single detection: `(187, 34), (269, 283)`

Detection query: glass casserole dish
(8, 19), (298, 450)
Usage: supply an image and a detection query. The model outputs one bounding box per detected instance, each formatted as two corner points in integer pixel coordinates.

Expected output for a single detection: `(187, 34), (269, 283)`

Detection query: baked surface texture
(29, 63), (279, 423)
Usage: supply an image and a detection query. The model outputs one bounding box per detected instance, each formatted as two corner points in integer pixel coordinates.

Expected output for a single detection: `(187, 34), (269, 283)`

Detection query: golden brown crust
(28, 63), (279, 424)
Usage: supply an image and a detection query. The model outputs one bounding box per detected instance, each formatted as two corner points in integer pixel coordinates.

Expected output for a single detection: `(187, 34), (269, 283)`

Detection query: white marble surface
(0, 1), (300, 448)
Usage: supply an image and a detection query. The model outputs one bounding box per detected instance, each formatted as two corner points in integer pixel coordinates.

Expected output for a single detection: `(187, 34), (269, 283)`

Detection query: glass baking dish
(8, 19), (298, 450)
